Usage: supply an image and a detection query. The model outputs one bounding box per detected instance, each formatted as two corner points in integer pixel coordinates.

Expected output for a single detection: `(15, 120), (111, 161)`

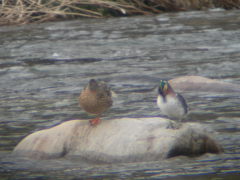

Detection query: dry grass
(0, 0), (240, 25)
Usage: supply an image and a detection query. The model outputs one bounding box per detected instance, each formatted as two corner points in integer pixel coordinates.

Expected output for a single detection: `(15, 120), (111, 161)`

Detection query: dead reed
(0, 0), (240, 25)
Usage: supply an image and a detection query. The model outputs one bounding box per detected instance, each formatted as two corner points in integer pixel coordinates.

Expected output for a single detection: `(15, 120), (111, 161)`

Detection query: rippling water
(0, 9), (240, 179)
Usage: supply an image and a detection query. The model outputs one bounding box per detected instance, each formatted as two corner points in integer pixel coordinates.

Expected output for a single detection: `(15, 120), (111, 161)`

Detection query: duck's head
(88, 79), (111, 96)
(158, 80), (173, 97)
(88, 79), (99, 91)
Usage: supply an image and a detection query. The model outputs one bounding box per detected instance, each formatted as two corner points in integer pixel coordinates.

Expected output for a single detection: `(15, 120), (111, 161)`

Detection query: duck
(79, 79), (113, 126)
(157, 80), (188, 121)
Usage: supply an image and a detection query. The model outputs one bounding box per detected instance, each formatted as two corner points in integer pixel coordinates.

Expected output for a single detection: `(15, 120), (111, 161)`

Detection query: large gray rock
(13, 117), (222, 162)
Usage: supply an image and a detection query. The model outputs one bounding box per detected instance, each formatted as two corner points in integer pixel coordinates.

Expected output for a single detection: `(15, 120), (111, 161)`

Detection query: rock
(169, 76), (240, 92)
(13, 117), (222, 162)
(14, 76), (232, 162)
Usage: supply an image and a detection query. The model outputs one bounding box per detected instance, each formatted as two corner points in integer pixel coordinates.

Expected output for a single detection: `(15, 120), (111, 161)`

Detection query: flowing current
(0, 9), (240, 179)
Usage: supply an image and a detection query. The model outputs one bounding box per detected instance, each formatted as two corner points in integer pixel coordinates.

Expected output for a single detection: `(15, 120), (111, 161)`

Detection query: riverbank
(1, 0), (240, 26)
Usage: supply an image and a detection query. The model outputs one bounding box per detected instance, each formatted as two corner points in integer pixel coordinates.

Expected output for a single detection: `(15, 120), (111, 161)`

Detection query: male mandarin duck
(79, 79), (113, 126)
(157, 80), (188, 121)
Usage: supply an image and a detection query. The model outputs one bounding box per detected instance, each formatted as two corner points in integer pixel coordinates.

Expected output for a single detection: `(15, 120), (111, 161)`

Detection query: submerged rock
(169, 76), (240, 93)
(13, 117), (222, 162)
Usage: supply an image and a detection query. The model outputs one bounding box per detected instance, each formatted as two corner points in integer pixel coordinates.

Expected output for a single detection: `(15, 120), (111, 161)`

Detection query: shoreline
(1, 0), (240, 26)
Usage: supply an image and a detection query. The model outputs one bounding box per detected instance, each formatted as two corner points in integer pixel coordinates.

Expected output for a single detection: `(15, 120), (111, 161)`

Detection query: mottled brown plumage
(79, 79), (112, 125)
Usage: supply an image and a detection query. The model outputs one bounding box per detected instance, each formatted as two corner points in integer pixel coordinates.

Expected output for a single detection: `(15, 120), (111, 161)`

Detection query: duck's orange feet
(89, 117), (101, 126)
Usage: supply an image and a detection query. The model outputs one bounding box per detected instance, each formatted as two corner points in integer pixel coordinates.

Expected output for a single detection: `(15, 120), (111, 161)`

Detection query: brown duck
(79, 79), (113, 126)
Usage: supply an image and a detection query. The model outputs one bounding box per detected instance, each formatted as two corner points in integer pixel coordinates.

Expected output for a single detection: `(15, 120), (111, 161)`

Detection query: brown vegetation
(0, 0), (240, 25)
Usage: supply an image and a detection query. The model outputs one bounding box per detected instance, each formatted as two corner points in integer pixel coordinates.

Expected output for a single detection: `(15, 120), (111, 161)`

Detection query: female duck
(79, 79), (113, 126)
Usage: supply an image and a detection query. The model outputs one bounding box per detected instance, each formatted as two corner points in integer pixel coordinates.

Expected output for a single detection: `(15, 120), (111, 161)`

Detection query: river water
(0, 9), (240, 179)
